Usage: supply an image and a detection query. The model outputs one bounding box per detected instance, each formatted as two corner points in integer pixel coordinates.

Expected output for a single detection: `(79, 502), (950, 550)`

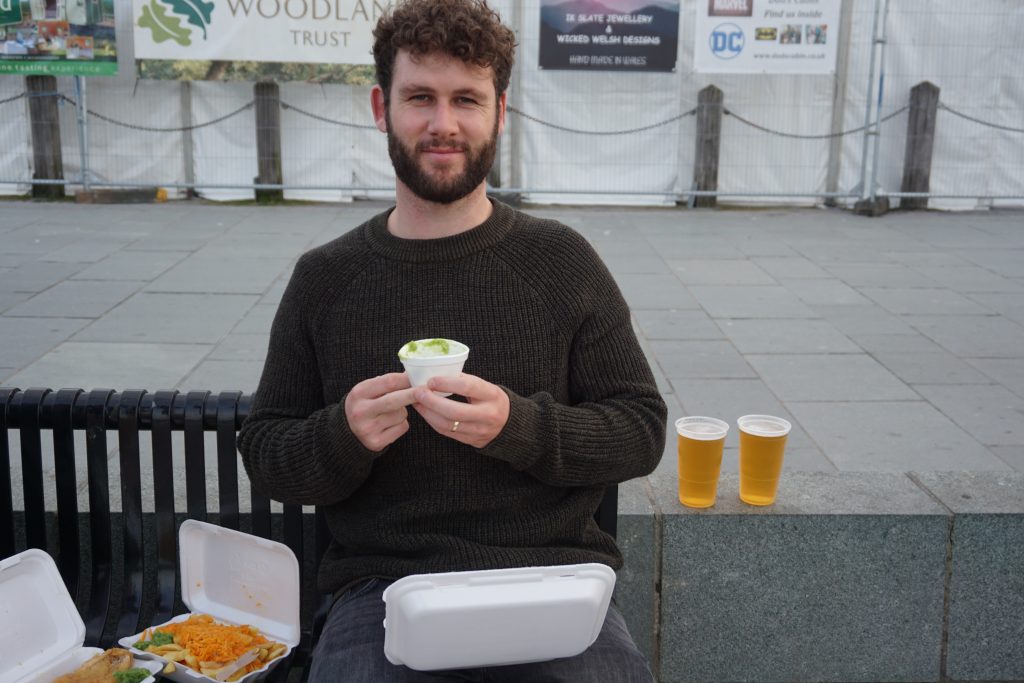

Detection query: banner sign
(694, 0), (839, 74)
(133, 0), (388, 65)
(539, 0), (680, 72)
(0, 0), (118, 75)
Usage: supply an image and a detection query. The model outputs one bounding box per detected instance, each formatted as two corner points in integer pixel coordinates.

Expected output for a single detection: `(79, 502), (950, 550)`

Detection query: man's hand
(345, 373), (419, 452)
(412, 373), (510, 449)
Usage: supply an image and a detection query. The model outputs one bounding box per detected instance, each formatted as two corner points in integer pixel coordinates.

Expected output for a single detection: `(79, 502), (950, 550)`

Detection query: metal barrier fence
(1, 0), (1022, 206)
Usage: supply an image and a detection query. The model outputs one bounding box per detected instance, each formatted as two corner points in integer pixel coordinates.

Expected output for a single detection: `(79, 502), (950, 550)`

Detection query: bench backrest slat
(151, 390), (178, 629)
(19, 388), (49, 551)
(84, 388), (115, 647)
(115, 390), (147, 648)
(216, 391), (242, 531)
(184, 391), (208, 522)
(53, 388), (83, 600)
(0, 388), (15, 557)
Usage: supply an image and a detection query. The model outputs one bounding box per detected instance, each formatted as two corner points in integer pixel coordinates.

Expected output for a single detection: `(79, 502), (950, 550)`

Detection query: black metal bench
(1, 386), (618, 681)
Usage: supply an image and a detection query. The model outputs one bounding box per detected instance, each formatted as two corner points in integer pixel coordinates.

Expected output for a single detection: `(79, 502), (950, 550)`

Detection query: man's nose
(427, 102), (459, 136)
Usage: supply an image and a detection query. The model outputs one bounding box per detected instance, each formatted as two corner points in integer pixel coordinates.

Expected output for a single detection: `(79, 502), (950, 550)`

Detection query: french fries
(133, 614), (287, 682)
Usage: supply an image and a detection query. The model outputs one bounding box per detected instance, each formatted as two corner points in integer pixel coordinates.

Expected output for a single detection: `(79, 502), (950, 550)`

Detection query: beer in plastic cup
(676, 416), (729, 508)
(737, 415), (792, 506)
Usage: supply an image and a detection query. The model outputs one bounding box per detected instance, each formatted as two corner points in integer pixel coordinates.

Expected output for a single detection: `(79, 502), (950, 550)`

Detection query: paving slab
(780, 278), (872, 306)
(966, 358), (1024, 399)
(746, 353), (917, 402)
(5, 280), (141, 318)
(751, 256), (831, 279)
(72, 292), (259, 343)
(645, 235), (745, 260)
(179, 359), (265, 393)
(689, 285), (818, 319)
(965, 291), (1024, 324)
(145, 255), (293, 295)
(914, 384), (1024, 447)
(859, 287), (993, 316)
(0, 317), (89, 370)
(717, 318), (859, 354)
(208, 333), (270, 362)
(907, 315), (1024, 358)
(0, 260), (84, 293)
(824, 263), (937, 288)
(846, 332), (946, 354)
(70, 250), (189, 281)
(632, 309), (723, 341)
(0, 290), (31, 313)
(959, 249), (1024, 278)
(601, 253), (672, 275)
(616, 273), (700, 310)
(912, 265), (1024, 293)
(872, 351), (995, 385)
(41, 238), (134, 264)
(650, 340), (755, 380)
(988, 446), (1024, 471)
(786, 401), (1008, 471)
(3, 341), (212, 391)
(231, 303), (279, 335)
(668, 259), (775, 285)
(811, 304), (915, 335)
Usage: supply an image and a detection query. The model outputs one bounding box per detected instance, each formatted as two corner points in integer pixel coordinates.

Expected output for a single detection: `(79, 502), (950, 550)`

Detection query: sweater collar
(364, 199), (517, 262)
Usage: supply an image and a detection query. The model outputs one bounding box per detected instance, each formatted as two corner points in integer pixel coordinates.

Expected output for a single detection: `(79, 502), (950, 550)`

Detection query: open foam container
(383, 562), (616, 671)
(119, 520), (300, 683)
(0, 549), (162, 683)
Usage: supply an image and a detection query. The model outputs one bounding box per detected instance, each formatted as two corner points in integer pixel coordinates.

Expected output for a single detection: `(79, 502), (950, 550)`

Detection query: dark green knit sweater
(238, 200), (666, 595)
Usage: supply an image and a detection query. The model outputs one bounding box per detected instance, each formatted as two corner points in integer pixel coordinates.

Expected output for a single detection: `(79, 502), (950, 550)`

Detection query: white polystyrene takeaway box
(382, 563), (616, 671)
(0, 549), (161, 683)
(119, 520), (301, 683)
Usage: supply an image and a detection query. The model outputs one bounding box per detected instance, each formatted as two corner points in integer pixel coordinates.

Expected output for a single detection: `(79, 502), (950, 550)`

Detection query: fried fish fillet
(53, 647), (133, 683)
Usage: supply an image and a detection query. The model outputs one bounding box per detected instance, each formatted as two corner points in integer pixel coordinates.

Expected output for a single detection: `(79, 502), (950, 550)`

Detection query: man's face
(373, 50), (506, 205)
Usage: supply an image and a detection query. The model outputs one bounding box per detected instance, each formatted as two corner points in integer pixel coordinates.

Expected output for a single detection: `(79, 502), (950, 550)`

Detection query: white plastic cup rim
(737, 414), (792, 437)
(675, 416), (729, 441)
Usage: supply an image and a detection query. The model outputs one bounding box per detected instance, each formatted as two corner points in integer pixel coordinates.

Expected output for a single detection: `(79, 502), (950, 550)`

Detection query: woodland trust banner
(694, 0), (839, 74)
(539, 0), (680, 72)
(133, 0), (389, 68)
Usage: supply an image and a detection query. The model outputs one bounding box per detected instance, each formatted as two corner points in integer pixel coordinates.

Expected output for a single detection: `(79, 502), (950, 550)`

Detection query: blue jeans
(307, 578), (656, 683)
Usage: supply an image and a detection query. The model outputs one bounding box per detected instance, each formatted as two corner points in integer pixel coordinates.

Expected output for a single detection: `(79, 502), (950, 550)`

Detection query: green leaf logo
(138, 0), (216, 46)
(166, 0), (215, 38)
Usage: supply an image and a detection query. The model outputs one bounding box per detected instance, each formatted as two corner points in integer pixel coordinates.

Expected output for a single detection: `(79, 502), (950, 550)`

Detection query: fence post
(899, 81), (940, 210)
(26, 75), (65, 200)
(254, 81), (283, 203)
(693, 84), (723, 208)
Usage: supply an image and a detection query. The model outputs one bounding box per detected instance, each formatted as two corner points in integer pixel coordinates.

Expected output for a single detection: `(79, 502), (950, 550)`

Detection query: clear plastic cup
(737, 415), (792, 506)
(676, 416), (730, 508)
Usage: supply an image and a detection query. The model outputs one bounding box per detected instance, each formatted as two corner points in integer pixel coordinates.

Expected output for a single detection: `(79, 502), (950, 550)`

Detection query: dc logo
(710, 23), (744, 59)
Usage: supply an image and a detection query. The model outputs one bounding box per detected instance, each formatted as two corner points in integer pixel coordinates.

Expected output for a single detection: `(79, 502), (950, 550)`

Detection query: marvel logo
(708, 0), (753, 17)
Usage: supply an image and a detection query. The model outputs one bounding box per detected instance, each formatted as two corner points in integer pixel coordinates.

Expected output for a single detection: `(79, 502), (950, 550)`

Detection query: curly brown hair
(373, 0), (516, 102)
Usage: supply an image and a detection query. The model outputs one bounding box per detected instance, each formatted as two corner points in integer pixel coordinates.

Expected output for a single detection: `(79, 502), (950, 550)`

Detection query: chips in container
(383, 563), (616, 671)
(0, 549), (161, 683)
(120, 521), (300, 683)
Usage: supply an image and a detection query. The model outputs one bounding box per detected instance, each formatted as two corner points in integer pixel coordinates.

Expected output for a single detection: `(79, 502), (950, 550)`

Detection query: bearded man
(239, 1), (666, 680)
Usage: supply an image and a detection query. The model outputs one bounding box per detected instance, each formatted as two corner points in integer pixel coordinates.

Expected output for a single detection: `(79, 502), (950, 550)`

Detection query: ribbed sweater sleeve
(479, 233), (665, 486)
(239, 251), (380, 506)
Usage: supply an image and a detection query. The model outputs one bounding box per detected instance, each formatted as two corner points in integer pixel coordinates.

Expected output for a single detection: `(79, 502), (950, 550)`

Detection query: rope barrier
(279, 102), (377, 129)
(724, 105), (910, 139)
(938, 102), (1024, 134)
(507, 106), (696, 135)
(5, 90), (1023, 139)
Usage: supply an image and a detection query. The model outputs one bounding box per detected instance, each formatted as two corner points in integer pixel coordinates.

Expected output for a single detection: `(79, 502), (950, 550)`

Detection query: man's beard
(386, 111), (498, 205)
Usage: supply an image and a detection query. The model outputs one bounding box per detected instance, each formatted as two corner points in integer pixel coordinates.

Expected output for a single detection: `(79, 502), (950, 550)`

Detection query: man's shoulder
(292, 212), (380, 278)
(503, 206), (596, 260)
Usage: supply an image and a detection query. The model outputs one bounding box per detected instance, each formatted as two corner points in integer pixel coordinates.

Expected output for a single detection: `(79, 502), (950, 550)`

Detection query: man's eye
(410, 94), (431, 102)
(457, 97), (478, 105)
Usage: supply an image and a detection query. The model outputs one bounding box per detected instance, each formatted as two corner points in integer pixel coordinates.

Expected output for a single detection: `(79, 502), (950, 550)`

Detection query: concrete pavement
(2, 199), (1023, 477)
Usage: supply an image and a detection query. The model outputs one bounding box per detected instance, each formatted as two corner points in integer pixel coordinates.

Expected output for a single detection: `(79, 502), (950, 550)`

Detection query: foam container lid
(0, 549), (159, 683)
(176, 520), (301, 646)
(382, 563), (616, 672)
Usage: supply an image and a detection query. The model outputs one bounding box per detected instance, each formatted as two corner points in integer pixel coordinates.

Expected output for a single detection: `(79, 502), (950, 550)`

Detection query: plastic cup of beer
(676, 416), (729, 508)
(737, 415), (792, 506)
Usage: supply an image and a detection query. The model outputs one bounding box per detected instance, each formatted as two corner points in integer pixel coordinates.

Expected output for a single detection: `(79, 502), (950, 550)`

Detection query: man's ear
(497, 91), (507, 136)
(371, 85), (388, 133)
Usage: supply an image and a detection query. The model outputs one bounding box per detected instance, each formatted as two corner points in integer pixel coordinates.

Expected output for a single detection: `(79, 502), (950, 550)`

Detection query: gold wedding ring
(450, 420), (460, 432)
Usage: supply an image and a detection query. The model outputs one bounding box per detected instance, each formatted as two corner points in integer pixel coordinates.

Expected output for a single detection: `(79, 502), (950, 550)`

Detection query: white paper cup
(399, 340), (469, 396)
